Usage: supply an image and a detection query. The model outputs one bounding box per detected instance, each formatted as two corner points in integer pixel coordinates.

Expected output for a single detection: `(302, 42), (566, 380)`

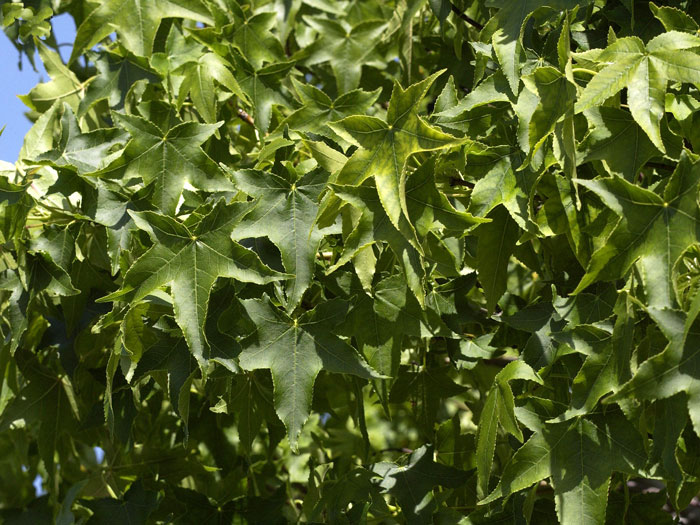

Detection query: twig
(450, 177), (474, 188)
(482, 356), (518, 367)
(237, 109), (255, 127)
(644, 161), (674, 172)
(450, 4), (484, 31)
(378, 447), (414, 454)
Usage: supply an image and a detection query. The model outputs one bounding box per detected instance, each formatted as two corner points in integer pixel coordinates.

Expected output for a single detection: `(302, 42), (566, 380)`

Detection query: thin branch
(450, 4), (484, 31)
(450, 177), (474, 189)
(237, 108), (255, 127)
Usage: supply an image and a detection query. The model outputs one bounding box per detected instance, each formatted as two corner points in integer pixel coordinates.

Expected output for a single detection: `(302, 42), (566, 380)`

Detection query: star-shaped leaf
(574, 151), (700, 308)
(82, 481), (161, 524)
(467, 144), (539, 231)
(576, 32), (700, 151)
(331, 71), (461, 241)
(231, 53), (294, 134)
(476, 361), (542, 499)
(35, 105), (128, 175)
(78, 52), (157, 118)
(237, 297), (381, 449)
(481, 411), (647, 525)
(21, 42), (83, 114)
(329, 183), (426, 306)
(175, 52), (247, 123)
(304, 16), (386, 93)
(99, 201), (287, 365)
(229, 167), (336, 311)
(372, 445), (469, 525)
(69, 0), (213, 62)
(114, 112), (232, 214)
(577, 107), (671, 182)
(225, 8), (284, 68)
(274, 79), (380, 144)
(0, 350), (80, 482)
(405, 157), (486, 239)
(132, 335), (197, 436)
(342, 273), (455, 404)
(484, 0), (591, 93)
(609, 306), (700, 436)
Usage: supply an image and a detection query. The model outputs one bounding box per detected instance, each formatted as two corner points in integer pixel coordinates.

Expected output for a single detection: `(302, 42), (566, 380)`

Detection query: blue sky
(0, 14), (75, 162)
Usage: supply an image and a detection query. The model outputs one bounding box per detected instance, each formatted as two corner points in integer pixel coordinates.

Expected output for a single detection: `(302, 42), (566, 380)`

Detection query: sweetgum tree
(2, 0), (700, 522)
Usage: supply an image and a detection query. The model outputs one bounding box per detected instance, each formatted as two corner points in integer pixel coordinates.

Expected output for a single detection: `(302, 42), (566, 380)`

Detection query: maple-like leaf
(175, 52), (247, 123)
(228, 167), (336, 311)
(577, 107), (672, 181)
(576, 32), (700, 151)
(329, 182), (426, 305)
(481, 411), (647, 525)
(331, 71), (461, 240)
(78, 52), (157, 117)
(99, 201), (287, 365)
(304, 16), (387, 93)
(476, 361), (542, 499)
(274, 79), (380, 144)
(231, 52), (294, 134)
(483, 0), (591, 93)
(225, 8), (284, 68)
(574, 151), (700, 308)
(237, 297), (381, 449)
(609, 306), (700, 436)
(0, 351), (80, 482)
(69, 0), (213, 61)
(35, 106), (128, 175)
(372, 445), (469, 525)
(113, 112), (233, 214)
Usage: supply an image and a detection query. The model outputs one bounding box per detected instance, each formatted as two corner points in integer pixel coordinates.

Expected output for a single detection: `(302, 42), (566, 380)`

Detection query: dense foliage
(2, 0), (700, 522)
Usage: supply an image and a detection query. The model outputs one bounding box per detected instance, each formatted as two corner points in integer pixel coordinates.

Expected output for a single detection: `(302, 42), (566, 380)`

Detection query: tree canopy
(2, 0), (700, 523)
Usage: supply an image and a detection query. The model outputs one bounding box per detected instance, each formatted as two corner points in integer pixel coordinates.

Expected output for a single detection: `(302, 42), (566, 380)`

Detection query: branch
(450, 177), (474, 189)
(237, 108), (255, 127)
(450, 4), (484, 31)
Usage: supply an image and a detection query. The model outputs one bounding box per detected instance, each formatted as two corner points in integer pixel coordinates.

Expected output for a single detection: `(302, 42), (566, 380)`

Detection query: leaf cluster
(2, 0), (700, 523)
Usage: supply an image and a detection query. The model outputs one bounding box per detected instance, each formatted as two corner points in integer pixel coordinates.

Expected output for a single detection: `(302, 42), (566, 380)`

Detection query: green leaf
(70, 0), (213, 61)
(35, 105), (128, 175)
(575, 33), (700, 151)
(225, 9), (285, 68)
(237, 297), (381, 449)
(175, 52), (247, 123)
(275, 80), (380, 144)
(485, 0), (591, 93)
(21, 41), (83, 114)
(331, 71), (462, 242)
(228, 167), (336, 311)
(304, 16), (387, 93)
(476, 360), (542, 499)
(405, 157), (486, 239)
(78, 52), (157, 117)
(114, 112), (232, 214)
(132, 336), (197, 436)
(99, 201), (287, 365)
(481, 411), (647, 525)
(0, 351), (80, 480)
(467, 145), (539, 231)
(577, 107), (673, 181)
(650, 2), (699, 33)
(232, 53), (295, 134)
(574, 152), (700, 308)
(609, 307), (700, 436)
(330, 182), (426, 306)
(373, 445), (469, 525)
(475, 205), (520, 313)
(83, 481), (161, 524)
